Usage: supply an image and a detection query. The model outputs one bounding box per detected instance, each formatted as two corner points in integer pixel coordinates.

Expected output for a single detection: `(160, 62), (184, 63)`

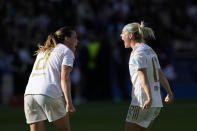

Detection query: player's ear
(128, 34), (134, 39)
(64, 36), (69, 41)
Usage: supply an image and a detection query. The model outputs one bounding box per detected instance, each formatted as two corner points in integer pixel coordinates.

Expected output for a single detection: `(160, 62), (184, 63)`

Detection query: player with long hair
(24, 26), (78, 131)
(120, 22), (173, 131)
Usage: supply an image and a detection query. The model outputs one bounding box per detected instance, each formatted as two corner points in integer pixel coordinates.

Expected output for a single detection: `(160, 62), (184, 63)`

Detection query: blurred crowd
(0, 0), (197, 105)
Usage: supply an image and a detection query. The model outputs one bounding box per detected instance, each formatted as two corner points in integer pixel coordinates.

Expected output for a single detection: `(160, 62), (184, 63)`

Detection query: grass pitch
(0, 99), (196, 131)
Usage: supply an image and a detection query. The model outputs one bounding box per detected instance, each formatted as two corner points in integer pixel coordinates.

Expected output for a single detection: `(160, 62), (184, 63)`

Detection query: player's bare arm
(159, 69), (173, 103)
(138, 68), (152, 109)
(61, 65), (76, 113)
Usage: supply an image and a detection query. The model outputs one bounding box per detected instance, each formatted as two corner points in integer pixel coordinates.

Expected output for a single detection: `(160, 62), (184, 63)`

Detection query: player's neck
(64, 43), (75, 53)
(131, 42), (140, 50)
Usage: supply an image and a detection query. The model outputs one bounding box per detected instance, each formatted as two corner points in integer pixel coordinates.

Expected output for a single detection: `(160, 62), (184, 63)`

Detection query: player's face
(66, 31), (78, 51)
(71, 31), (78, 47)
(120, 27), (130, 48)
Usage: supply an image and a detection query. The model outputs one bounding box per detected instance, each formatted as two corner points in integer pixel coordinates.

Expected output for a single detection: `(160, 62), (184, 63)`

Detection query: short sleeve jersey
(129, 43), (163, 107)
(25, 43), (75, 98)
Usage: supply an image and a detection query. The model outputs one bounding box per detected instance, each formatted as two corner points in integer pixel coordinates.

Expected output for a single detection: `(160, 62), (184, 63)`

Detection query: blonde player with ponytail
(120, 22), (173, 131)
(24, 27), (78, 131)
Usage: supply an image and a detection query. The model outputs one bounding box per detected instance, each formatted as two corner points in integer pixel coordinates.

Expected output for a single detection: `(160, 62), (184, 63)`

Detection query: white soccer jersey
(25, 43), (75, 98)
(129, 43), (163, 107)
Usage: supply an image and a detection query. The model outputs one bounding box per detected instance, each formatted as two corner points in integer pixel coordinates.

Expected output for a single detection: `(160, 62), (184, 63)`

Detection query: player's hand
(143, 99), (152, 109)
(165, 94), (173, 104)
(66, 104), (76, 114)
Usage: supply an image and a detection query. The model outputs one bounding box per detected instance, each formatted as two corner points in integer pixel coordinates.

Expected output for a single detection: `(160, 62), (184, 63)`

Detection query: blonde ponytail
(125, 21), (155, 42)
(34, 34), (57, 55)
(138, 21), (144, 38)
(140, 21), (155, 41)
(34, 26), (74, 56)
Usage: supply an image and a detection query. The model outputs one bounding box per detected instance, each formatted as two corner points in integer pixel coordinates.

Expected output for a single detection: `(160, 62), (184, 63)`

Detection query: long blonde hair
(35, 27), (74, 55)
(125, 21), (155, 42)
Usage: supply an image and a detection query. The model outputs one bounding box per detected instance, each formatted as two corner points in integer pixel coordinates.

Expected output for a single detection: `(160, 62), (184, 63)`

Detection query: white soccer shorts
(126, 105), (161, 128)
(24, 95), (67, 124)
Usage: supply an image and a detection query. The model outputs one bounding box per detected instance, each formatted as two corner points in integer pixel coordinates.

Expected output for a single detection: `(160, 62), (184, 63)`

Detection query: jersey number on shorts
(35, 50), (53, 70)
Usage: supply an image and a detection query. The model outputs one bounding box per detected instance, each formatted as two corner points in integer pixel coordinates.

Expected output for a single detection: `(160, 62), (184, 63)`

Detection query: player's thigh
(125, 121), (154, 131)
(140, 121), (154, 131)
(125, 121), (141, 131)
(30, 121), (45, 131)
(53, 113), (70, 131)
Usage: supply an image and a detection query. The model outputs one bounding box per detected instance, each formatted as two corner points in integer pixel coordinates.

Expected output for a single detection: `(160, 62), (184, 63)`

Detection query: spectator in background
(71, 47), (84, 105)
(0, 47), (14, 105)
(0, 0), (196, 103)
(12, 42), (32, 94)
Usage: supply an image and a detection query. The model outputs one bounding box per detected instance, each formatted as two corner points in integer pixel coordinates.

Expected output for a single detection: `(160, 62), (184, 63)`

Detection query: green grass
(0, 99), (197, 131)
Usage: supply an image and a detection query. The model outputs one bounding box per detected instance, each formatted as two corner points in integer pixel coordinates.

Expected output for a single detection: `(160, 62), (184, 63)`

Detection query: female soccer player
(120, 22), (173, 131)
(24, 27), (78, 131)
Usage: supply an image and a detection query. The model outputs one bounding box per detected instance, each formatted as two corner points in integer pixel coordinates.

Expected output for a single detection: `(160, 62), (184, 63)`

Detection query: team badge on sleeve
(132, 58), (138, 66)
